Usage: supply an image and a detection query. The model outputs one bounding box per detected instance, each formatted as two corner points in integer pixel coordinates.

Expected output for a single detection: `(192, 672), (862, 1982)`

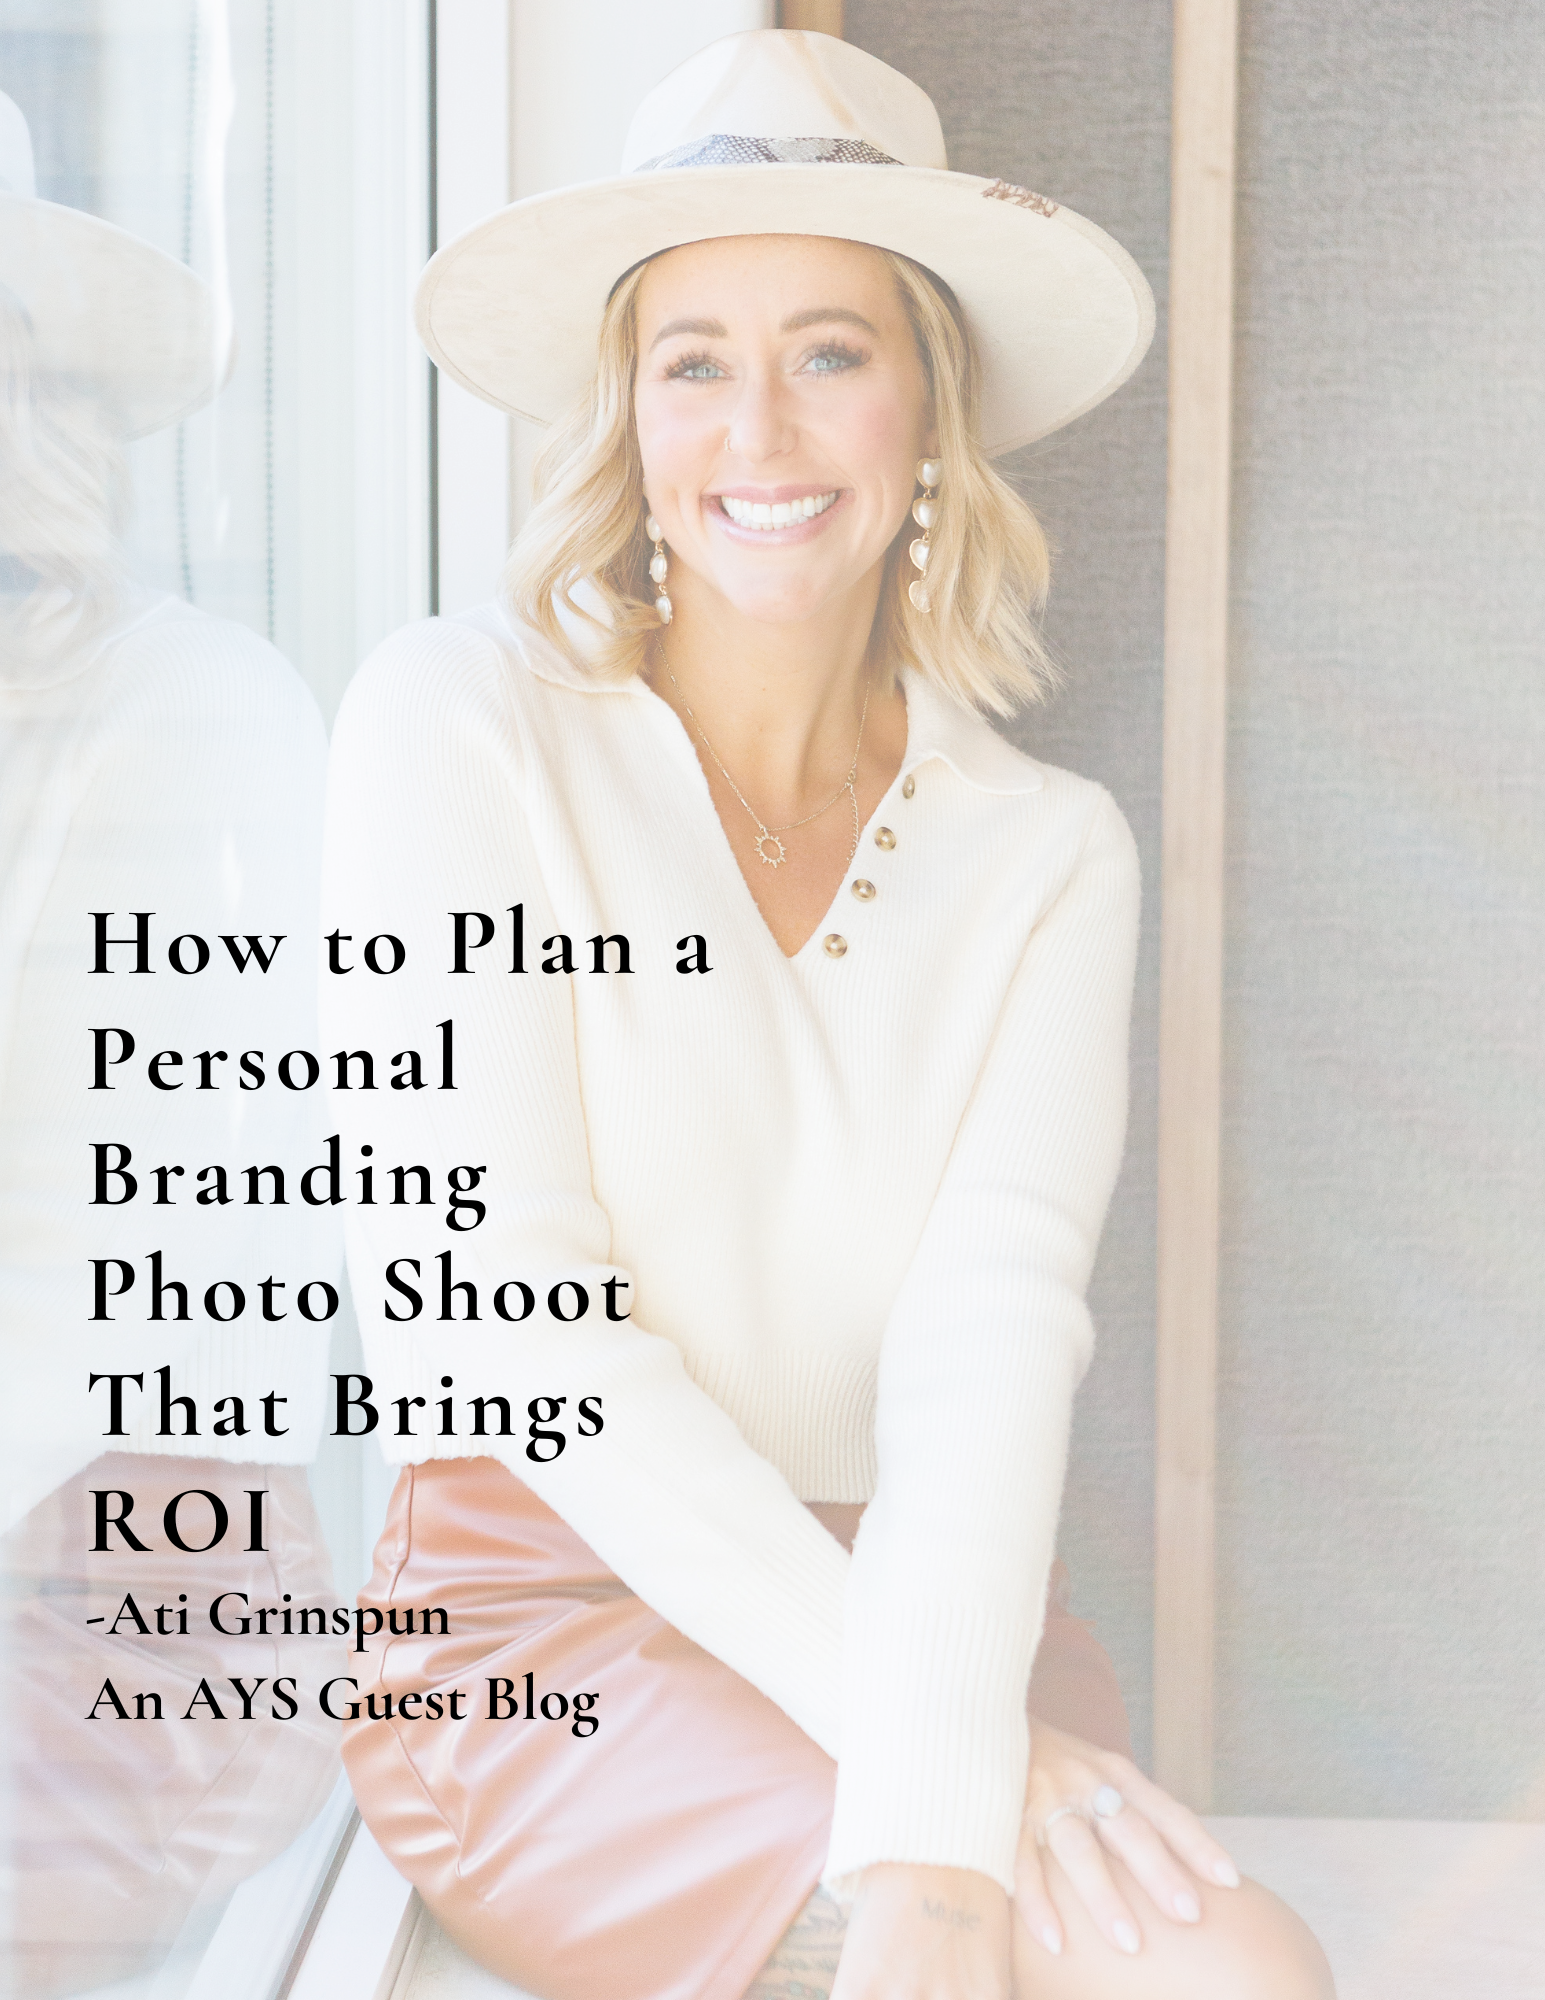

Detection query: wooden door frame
(1154, 0), (1239, 1809)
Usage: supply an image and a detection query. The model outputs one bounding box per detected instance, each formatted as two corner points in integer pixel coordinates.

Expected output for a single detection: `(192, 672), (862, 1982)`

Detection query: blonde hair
(504, 245), (1057, 716)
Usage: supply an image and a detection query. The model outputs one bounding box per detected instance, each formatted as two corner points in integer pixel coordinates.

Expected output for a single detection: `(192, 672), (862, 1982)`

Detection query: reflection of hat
(0, 91), (233, 437)
(417, 29), (1154, 455)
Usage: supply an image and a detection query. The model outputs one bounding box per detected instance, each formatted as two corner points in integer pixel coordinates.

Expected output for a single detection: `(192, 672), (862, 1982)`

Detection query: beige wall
(849, 0), (1545, 1819)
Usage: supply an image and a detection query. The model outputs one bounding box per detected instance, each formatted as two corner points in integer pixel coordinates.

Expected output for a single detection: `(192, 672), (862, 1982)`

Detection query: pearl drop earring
(909, 456), (941, 612)
(646, 511), (672, 624)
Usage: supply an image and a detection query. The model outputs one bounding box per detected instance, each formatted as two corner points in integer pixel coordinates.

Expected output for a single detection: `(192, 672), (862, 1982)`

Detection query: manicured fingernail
(1114, 1920), (1141, 1954)
(1040, 1925), (1063, 1956)
(1212, 1859), (1241, 1888)
(1174, 1890), (1201, 1922)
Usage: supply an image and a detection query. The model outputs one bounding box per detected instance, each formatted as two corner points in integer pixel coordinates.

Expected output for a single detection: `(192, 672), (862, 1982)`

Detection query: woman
(323, 29), (1333, 2000)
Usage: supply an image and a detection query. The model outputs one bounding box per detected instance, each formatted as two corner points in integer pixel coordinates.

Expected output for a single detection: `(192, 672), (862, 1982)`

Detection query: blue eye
(665, 351), (723, 381)
(805, 342), (865, 375)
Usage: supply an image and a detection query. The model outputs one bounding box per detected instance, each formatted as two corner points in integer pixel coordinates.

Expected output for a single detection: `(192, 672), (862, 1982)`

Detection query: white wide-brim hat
(416, 29), (1155, 457)
(0, 90), (232, 438)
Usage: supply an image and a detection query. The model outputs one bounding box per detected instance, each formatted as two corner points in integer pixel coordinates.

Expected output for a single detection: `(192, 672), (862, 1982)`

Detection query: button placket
(828, 771), (915, 959)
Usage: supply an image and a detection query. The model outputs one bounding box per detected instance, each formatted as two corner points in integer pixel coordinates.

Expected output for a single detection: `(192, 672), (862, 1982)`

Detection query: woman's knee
(1167, 1878), (1335, 2000)
(1017, 1867), (1335, 1999)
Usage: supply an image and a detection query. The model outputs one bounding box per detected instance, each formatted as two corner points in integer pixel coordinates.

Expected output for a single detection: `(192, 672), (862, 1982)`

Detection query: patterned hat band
(632, 134), (902, 172)
(418, 33), (1155, 452)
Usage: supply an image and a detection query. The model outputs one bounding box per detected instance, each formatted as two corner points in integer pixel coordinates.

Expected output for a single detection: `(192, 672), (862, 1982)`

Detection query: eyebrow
(647, 306), (878, 351)
(779, 307), (877, 335)
(649, 316), (727, 350)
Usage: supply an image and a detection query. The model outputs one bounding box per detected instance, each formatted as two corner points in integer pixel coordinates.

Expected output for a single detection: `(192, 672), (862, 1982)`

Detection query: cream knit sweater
(319, 601), (1140, 1897)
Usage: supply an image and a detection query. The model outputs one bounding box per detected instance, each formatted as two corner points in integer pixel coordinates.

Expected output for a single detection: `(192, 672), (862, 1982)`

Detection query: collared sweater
(319, 600), (1141, 1897)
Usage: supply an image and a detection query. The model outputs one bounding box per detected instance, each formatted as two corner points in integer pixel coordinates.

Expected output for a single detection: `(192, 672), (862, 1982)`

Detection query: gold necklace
(660, 650), (871, 869)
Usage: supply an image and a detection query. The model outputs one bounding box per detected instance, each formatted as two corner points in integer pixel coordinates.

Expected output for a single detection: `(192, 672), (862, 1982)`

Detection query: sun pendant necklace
(660, 651), (871, 869)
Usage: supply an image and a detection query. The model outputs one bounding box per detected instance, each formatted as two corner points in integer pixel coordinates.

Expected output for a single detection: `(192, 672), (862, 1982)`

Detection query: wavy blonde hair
(504, 244), (1056, 715)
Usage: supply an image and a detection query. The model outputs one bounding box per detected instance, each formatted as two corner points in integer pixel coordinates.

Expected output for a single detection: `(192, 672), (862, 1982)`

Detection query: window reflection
(0, 5), (431, 1988)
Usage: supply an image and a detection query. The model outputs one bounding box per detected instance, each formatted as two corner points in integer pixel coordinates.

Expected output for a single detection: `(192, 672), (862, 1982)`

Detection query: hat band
(632, 134), (901, 172)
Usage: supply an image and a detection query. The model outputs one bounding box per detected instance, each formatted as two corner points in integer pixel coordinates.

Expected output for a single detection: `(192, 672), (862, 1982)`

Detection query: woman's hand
(830, 1862), (1011, 2000)
(1015, 1718), (1241, 1960)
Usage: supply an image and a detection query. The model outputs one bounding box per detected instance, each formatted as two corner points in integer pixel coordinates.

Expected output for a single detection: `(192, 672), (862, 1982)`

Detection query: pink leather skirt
(341, 1459), (1130, 2000)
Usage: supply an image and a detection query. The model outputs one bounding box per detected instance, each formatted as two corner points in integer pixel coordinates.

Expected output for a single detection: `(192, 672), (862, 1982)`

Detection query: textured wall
(846, 0), (1173, 1766)
(850, 0), (1544, 1818)
(1219, 0), (1545, 1817)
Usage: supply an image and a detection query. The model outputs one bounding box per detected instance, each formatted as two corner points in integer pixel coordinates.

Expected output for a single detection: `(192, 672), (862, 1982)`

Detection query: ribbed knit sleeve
(320, 622), (852, 1759)
(822, 786), (1140, 1896)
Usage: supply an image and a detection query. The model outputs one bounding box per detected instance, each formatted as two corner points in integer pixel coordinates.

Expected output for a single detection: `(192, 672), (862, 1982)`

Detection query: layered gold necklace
(659, 650), (871, 870)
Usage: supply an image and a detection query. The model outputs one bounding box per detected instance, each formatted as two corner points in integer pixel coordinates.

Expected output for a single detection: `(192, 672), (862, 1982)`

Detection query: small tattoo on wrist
(920, 1898), (981, 1930)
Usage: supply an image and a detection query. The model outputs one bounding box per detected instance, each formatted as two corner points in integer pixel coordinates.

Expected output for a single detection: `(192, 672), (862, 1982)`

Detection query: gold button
(874, 826), (896, 849)
(851, 879), (876, 901)
(822, 933), (848, 958)
(901, 774), (916, 799)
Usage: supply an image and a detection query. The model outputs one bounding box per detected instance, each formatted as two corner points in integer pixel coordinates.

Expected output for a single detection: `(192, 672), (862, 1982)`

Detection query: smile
(717, 491), (840, 530)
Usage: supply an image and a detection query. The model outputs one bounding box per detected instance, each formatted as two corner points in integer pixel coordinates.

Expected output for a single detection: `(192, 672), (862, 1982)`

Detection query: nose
(723, 366), (797, 467)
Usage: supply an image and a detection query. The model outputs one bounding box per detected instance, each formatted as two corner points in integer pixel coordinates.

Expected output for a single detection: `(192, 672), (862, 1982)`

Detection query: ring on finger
(1035, 1786), (1126, 1848)
(1035, 1803), (1086, 1847)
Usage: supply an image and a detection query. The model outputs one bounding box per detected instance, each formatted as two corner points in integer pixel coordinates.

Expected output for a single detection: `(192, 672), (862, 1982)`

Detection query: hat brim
(416, 162), (1155, 457)
(0, 197), (234, 439)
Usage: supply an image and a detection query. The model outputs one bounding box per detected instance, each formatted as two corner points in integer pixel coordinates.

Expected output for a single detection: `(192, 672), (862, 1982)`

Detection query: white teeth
(720, 491), (838, 529)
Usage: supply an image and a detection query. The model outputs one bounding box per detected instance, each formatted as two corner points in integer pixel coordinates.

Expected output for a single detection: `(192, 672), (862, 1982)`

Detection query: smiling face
(633, 234), (936, 630)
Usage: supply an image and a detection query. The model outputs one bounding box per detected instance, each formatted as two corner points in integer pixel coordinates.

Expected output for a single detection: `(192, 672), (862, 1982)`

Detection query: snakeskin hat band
(414, 28), (1155, 457)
